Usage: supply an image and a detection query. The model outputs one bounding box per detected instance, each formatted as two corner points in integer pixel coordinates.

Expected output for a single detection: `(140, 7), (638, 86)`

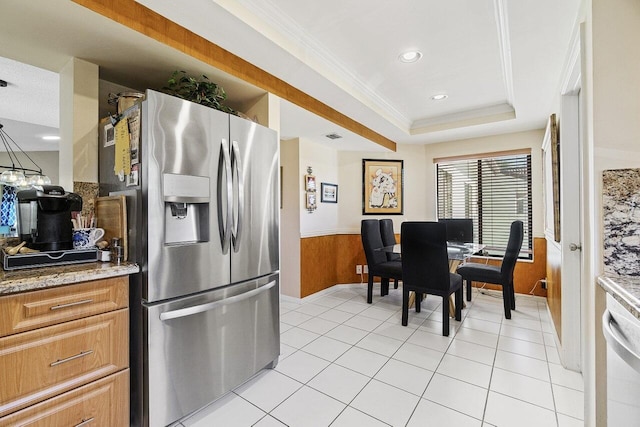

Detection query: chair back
(438, 218), (473, 243)
(401, 222), (450, 292)
(379, 219), (400, 261)
(361, 220), (387, 267)
(500, 220), (524, 280)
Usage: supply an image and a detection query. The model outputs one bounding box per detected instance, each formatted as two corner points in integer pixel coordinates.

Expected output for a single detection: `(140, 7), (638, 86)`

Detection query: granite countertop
(0, 262), (140, 295)
(598, 275), (640, 319)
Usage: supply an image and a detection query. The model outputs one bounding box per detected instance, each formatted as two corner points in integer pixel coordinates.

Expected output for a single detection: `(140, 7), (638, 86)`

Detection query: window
(436, 152), (532, 259)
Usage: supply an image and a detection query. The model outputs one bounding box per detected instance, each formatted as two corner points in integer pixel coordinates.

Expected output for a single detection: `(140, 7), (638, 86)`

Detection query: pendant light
(0, 123), (51, 187)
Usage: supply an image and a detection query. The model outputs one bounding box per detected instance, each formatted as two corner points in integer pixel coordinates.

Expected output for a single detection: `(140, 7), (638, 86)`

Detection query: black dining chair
(361, 219), (403, 304)
(456, 220), (524, 319)
(379, 219), (400, 289)
(400, 221), (462, 336)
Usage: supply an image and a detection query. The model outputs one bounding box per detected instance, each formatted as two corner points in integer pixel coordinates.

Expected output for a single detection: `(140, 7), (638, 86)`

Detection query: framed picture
(362, 159), (404, 215)
(548, 114), (561, 242)
(306, 192), (316, 211)
(321, 182), (338, 203)
(304, 174), (316, 192)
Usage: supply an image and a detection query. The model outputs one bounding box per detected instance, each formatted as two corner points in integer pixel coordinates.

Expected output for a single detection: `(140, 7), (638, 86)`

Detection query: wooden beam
(72, 0), (396, 151)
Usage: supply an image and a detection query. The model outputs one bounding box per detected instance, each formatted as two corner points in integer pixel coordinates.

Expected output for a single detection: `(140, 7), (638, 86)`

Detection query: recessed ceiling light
(41, 135), (60, 141)
(398, 51), (422, 63)
(431, 94), (448, 101)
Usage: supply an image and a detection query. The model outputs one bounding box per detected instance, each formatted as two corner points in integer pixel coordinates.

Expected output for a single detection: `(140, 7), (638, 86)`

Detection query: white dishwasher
(603, 293), (640, 425)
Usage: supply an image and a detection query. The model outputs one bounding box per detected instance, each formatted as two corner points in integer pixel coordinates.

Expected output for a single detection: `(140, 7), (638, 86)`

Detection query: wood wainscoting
(300, 234), (367, 298)
(546, 238), (562, 340)
(301, 235), (547, 299)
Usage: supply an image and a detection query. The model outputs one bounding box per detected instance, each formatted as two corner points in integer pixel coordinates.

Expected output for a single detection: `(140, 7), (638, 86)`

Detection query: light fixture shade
(27, 174), (52, 186)
(15, 175), (31, 190)
(0, 170), (25, 186)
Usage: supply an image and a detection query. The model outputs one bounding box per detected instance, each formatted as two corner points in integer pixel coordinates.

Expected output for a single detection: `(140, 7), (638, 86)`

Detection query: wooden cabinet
(0, 276), (129, 426)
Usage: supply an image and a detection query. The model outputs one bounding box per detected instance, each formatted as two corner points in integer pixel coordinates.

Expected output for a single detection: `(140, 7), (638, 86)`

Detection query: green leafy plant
(161, 71), (237, 115)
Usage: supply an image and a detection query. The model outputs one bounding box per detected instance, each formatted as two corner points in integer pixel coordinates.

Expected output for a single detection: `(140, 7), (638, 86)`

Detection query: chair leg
(402, 287), (409, 326)
(415, 293), (422, 313)
(509, 280), (516, 310)
(367, 275), (374, 304)
(394, 279), (398, 289)
(466, 279), (472, 301)
(502, 284), (512, 319)
(442, 295), (450, 336)
(455, 287), (463, 321)
(381, 278), (390, 296)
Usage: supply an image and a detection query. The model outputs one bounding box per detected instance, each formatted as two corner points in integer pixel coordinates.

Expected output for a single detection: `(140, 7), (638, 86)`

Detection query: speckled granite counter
(598, 276), (640, 319)
(0, 262), (139, 295)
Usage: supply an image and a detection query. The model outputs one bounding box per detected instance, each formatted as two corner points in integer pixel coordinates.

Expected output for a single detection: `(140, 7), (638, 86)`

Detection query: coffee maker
(17, 186), (82, 251)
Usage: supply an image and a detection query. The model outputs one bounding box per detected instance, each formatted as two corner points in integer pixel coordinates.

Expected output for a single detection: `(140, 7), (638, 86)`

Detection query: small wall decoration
(362, 159), (404, 215)
(306, 192), (317, 211)
(549, 114), (561, 242)
(321, 183), (338, 203)
(304, 166), (317, 213)
(304, 172), (316, 192)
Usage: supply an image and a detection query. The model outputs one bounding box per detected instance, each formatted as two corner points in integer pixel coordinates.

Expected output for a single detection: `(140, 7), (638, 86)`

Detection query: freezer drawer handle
(160, 280), (277, 321)
(602, 309), (640, 373)
(50, 299), (93, 310)
(50, 350), (94, 367)
(74, 417), (95, 427)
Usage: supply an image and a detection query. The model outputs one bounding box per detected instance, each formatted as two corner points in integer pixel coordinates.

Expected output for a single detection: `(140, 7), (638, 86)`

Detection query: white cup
(73, 227), (105, 249)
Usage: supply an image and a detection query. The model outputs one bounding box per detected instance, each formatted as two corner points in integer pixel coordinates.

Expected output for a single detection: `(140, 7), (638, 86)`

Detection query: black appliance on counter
(17, 185), (82, 251)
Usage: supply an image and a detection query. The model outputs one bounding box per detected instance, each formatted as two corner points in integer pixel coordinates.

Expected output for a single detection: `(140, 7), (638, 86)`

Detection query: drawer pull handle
(50, 299), (94, 310)
(50, 350), (94, 367)
(74, 417), (95, 427)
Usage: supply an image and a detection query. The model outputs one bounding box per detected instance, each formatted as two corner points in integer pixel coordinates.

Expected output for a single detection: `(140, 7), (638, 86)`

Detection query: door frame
(557, 28), (584, 371)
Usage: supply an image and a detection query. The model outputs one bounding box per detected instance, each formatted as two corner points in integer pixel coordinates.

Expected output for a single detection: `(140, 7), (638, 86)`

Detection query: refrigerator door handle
(159, 280), (277, 321)
(217, 139), (233, 253)
(231, 140), (244, 252)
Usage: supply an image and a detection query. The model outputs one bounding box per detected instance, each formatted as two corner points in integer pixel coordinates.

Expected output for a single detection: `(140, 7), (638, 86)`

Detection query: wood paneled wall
(300, 235), (547, 299)
(546, 240), (562, 340)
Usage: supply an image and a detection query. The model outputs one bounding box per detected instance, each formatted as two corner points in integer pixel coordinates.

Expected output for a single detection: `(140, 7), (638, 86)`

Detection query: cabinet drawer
(0, 309), (128, 417)
(0, 369), (129, 427)
(0, 276), (128, 337)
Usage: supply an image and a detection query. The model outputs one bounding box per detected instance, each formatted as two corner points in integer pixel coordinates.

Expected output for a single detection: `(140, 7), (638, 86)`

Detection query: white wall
(280, 138), (301, 297)
(423, 129), (545, 237)
(299, 138), (339, 237)
(337, 144), (429, 234)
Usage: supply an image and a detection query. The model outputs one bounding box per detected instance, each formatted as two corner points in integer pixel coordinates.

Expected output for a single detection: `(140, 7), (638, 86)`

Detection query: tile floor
(177, 284), (584, 427)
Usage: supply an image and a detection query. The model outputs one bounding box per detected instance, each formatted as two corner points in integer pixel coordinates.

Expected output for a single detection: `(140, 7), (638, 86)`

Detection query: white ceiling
(0, 0), (582, 151)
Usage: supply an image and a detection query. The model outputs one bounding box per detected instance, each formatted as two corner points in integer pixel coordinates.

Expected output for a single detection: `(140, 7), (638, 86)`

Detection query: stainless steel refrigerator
(99, 89), (280, 427)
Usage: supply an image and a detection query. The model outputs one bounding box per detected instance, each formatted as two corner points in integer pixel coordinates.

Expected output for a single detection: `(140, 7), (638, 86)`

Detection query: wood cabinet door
(0, 309), (128, 417)
(0, 276), (128, 337)
(0, 370), (129, 427)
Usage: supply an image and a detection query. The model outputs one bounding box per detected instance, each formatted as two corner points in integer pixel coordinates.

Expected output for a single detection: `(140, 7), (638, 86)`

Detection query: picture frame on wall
(306, 192), (316, 210)
(362, 159), (404, 215)
(321, 183), (338, 203)
(304, 174), (316, 192)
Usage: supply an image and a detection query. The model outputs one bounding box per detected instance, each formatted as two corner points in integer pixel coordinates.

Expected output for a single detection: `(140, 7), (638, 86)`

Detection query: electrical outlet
(356, 265), (362, 274)
(540, 279), (547, 289)
(363, 265), (369, 274)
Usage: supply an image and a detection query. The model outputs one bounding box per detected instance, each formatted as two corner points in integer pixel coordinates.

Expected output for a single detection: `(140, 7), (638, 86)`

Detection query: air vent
(325, 133), (342, 140)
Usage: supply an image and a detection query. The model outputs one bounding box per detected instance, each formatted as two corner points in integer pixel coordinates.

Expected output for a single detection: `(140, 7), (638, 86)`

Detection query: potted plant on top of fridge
(161, 70), (238, 115)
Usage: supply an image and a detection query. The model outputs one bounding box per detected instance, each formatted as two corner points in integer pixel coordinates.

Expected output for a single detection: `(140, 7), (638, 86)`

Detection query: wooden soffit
(72, 0), (396, 151)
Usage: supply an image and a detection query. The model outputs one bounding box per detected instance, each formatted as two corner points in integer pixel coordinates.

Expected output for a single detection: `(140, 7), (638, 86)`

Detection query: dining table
(378, 242), (486, 316)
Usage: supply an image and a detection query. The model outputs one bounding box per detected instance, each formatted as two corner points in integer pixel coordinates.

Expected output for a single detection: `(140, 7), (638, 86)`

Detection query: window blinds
(436, 153), (532, 258)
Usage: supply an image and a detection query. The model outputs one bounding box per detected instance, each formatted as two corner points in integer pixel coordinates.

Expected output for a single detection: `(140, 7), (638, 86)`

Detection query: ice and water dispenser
(163, 174), (210, 244)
